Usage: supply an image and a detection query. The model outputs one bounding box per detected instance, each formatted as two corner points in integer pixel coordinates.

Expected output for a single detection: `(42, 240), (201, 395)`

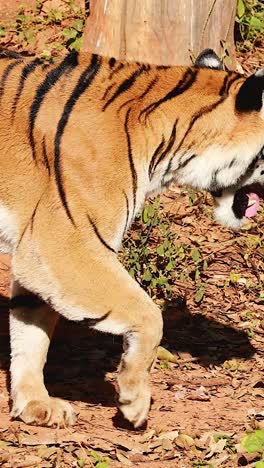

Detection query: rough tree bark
(82, 0), (237, 68)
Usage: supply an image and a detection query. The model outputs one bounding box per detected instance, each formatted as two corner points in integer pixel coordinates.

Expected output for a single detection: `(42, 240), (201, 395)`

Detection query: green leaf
(157, 245), (164, 256)
(142, 269), (152, 282)
(50, 8), (63, 22)
(192, 248), (200, 263)
(195, 268), (200, 280)
(96, 463), (109, 468)
(237, 0), (245, 18)
(62, 27), (78, 40)
(68, 37), (82, 52)
(73, 19), (84, 32)
(241, 430), (264, 453)
(157, 275), (167, 286)
(229, 272), (241, 283)
(165, 260), (174, 271)
(194, 286), (205, 303)
(77, 460), (85, 468)
(250, 16), (262, 31)
(0, 26), (5, 37)
(255, 462), (264, 468)
(142, 206), (149, 223)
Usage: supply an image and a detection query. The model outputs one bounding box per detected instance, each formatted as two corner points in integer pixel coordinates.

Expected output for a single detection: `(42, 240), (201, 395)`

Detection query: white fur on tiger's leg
(10, 281), (76, 427)
(117, 328), (160, 428)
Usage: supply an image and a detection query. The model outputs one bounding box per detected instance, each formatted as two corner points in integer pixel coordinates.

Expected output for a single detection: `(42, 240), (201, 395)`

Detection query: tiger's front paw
(12, 397), (76, 427)
(118, 385), (151, 428)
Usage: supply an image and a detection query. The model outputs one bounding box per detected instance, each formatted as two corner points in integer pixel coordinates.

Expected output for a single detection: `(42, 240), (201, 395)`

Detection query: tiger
(0, 46), (263, 429)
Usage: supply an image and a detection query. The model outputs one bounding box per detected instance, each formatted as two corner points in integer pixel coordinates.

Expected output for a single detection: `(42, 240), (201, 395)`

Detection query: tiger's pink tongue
(245, 193), (260, 218)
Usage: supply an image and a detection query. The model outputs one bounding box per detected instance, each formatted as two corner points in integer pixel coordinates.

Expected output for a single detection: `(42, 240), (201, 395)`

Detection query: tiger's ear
(236, 70), (264, 113)
(194, 48), (223, 70)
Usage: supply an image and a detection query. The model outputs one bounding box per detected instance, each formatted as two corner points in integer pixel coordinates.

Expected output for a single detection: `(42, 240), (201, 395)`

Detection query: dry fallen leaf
(157, 430), (179, 441)
(157, 346), (178, 363)
(116, 451), (132, 465)
(175, 434), (195, 450)
(204, 438), (227, 459)
(187, 385), (211, 401)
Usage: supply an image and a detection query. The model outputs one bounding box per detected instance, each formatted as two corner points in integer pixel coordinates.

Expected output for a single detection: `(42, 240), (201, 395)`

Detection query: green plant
(241, 429), (264, 453)
(62, 19), (84, 52)
(4, 1), (85, 55)
(90, 450), (110, 468)
(121, 197), (208, 303)
(236, 0), (264, 50)
(121, 198), (184, 300)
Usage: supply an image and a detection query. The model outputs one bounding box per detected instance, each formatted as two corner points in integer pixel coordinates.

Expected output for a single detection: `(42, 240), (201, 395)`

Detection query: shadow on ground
(0, 294), (255, 411)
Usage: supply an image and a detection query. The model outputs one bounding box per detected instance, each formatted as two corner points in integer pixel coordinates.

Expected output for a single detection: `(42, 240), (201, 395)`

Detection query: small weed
(236, 0), (264, 51)
(62, 19), (84, 51)
(122, 198), (186, 300)
(90, 450), (110, 468)
(121, 197), (209, 303)
(214, 434), (237, 453)
(159, 359), (170, 370)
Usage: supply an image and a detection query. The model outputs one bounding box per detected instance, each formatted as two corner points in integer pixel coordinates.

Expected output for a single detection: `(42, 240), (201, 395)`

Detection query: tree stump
(82, 0), (237, 68)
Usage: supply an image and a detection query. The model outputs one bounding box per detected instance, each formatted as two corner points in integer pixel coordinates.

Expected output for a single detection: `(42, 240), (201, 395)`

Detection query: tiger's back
(0, 50), (263, 251)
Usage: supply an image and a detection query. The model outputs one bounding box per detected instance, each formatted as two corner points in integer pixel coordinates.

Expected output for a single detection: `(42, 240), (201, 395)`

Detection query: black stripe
(12, 57), (43, 119)
(118, 76), (158, 114)
(165, 149), (195, 180)
(152, 120), (177, 175)
(148, 137), (165, 179)
(156, 65), (170, 70)
(82, 311), (111, 328)
(10, 294), (44, 310)
(124, 108), (137, 216)
(102, 82), (115, 101)
(0, 49), (22, 60)
(87, 214), (116, 253)
(220, 73), (241, 96)
(140, 76), (158, 100)
(30, 198), (42, 234)
(103, 64), (150, 111)
(29, 52), (79, 160)
(140, 68), (198, 119)
(17, 193), (44, 248)
(109, 57), (116, 68)
(179, 153), (196, 169)
(0, 60), (23, 103)
(174, 97), (226, 154)
(109, 62), (124, 80)
(123, 190), (130, 235)
(54, 54), (101, 226)
(228, 158), (236, 169)
(42, 136), (51, 175)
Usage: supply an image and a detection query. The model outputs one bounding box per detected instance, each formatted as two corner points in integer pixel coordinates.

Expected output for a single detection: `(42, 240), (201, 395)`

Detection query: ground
(0, 1), (264, 467)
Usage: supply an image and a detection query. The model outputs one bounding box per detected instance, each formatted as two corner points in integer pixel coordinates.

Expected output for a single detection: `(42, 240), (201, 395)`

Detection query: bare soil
(0, 2), (264, 467)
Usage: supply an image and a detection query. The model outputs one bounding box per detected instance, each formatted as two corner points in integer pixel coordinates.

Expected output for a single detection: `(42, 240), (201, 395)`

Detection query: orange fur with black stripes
(0, 48), (263, 428)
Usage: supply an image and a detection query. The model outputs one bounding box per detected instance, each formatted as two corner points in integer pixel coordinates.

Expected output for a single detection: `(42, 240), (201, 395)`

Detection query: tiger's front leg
(10, 281), (76, 427)
(12, 229), (163, 428)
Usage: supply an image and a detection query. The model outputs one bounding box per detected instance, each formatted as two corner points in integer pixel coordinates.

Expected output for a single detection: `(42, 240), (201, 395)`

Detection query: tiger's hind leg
(10, 281), (76, 427)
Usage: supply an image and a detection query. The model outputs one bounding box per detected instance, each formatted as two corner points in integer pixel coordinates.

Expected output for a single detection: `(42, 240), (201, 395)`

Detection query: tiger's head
(194, 49), (264, 229)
